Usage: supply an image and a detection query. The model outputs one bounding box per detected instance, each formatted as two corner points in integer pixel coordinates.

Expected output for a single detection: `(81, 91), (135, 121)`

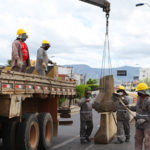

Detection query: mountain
(64, 64), (140, 85)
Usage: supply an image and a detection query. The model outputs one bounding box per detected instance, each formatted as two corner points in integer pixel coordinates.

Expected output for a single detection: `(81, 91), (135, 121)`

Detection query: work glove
(53, 62), (57, 65)
(42, 62), (47, 69)
(26, 66), (30, 70)
(136, 119), (146, 126)
(17, 58), (23, 68)
(126, 106), (130, 109)
(135, 114), (149, 122)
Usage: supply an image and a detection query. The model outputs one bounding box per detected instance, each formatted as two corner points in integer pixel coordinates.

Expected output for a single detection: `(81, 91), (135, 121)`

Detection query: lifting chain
(100, 12), (112, 80)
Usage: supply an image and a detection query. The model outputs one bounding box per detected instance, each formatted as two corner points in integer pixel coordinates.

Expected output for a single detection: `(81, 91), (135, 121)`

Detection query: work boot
(114, 140), (123, 144)
(86, 137), (91, 143)
(125, 138), (130, 142)
(80, 139), (87, 144)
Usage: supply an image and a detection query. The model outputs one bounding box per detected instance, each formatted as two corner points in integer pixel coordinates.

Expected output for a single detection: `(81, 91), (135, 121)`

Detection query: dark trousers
(12, 62), (27, 73)
(36, 69), (46, 76)
(80, 120), (93, 140)
(117, 120), (130, 142)
(135, 128), (150, 150)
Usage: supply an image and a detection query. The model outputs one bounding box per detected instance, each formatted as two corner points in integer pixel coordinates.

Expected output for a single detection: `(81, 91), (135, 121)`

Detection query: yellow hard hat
(136, 83), (148, 91)
(119, 86), (125, 90)
(42, 40), (50, 45)
(17, 29), (26, 35)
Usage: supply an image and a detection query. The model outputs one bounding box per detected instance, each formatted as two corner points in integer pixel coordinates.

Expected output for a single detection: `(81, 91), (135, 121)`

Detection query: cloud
(0, 0), (150, 68)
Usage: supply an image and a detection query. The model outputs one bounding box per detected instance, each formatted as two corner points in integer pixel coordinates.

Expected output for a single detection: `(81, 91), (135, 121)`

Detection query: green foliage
(87, 78), (98, 84)
(74, 98), (79, 104)
(58, 98), (67, 107)
(7, 59), (12, 66)
(76, 84), (91, 98)
(87, 84), (99, 91)
(86, 78), (99, 91)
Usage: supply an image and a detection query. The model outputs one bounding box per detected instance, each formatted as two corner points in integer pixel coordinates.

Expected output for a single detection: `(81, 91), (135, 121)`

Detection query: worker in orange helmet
(11, 29), (30, 72)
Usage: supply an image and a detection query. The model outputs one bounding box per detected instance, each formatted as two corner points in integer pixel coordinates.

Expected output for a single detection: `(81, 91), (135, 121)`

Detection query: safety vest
(20, 41), (29, 61)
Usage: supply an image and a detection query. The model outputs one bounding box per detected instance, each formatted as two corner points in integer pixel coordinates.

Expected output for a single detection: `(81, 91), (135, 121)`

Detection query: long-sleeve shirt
(78, 97), (93, 121)
(130, 96), (150, 129)
(12, 40), (30, 68)
(116, 95), (130, 121)
(35, 48), (52, 71)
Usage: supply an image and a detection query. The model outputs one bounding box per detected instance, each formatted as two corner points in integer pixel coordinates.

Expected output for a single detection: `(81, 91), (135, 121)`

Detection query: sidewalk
(70, 105), (80, 114)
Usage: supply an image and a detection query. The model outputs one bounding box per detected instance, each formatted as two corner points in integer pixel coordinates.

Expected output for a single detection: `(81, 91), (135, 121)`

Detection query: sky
(0, 0), (150, 68)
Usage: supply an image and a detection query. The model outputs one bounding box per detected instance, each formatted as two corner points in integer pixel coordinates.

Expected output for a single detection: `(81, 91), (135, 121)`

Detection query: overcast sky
(0, 0), (150, 68)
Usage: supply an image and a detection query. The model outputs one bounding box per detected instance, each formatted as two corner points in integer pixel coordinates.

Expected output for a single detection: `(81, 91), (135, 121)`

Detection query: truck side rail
(0, 70), (76, 96)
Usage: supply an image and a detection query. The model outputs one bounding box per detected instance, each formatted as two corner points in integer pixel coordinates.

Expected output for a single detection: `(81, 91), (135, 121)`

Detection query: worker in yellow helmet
(35, 40), (55, 76)
(115, 85), (130, 144)
(129, 83), (150, 150)
(11, 29), (30, 72)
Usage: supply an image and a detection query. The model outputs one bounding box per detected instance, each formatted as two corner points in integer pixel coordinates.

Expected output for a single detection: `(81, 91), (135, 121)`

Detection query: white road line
(51, 135), (80, 149)
(85, 144), (94, 150)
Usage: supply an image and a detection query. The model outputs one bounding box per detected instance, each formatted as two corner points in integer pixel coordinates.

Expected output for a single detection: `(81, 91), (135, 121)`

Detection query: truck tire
(17, 114), (39, 150)
(38, 113), (53, 150)
(2, 120), (18, 150)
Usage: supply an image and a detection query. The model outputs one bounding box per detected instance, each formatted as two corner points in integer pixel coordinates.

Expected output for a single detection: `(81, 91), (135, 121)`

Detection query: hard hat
(17, 29), (26, 35)
(119, 86), (125, 90)
(136, 83), (148, 91)
(42, 40), (50, 45)
(117, 85), (128, 95)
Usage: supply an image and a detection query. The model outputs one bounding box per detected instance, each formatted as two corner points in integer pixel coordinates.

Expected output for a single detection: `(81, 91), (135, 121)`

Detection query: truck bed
(0, 69), (76, 96)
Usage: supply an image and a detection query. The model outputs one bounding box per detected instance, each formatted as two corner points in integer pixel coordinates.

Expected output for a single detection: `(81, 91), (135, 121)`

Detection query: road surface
(51, 111), (135, 150)
(0, 110), (135, 150)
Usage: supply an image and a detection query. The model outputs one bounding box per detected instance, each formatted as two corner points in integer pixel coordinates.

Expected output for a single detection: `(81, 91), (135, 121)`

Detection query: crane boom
(79, 0), (110, 13)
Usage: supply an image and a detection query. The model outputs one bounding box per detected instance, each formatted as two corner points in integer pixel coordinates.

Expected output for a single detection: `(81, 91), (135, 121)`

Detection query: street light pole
(136, 3), (150, 8)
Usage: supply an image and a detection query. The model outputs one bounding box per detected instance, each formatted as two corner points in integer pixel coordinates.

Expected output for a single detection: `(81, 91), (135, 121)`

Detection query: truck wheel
(38, 113), (53, 150)
(17, 114), (39, 150)
(2, 120), (18, 150)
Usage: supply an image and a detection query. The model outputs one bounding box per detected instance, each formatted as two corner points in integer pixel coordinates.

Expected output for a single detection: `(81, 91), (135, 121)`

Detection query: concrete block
(94, 112), (117, 144)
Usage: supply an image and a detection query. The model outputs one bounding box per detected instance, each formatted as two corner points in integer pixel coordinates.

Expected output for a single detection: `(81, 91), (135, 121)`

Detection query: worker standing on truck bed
(35, 40), (54, 76)
(78, 89), (93, 144)
(11, 29), (30, 72)
(115, 86), (130, 144)
(129, 83), (150, 150)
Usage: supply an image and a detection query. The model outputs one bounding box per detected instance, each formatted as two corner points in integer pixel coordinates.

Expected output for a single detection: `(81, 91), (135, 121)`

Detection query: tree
(7, 59), (12, 66)
(87, 78), (98, 84)
(76, 85), (91, 98)
(87, 78), (99, 91)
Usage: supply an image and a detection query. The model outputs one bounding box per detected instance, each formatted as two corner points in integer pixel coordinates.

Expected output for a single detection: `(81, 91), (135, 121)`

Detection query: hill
(64, 64), (140, 85)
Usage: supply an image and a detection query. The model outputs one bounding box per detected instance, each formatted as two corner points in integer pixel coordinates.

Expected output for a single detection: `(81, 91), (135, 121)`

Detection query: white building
(72, 73), (85, 85)
(58, 66), (73, 77)
(58, 66), (84, 85)
(139, 68), (150, 80)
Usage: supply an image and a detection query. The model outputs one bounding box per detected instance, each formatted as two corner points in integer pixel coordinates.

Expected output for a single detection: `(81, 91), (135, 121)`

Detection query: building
(58, 66), (73, 77)
(72, 73), (85, 85)
(139, 68), (150, 81)
(57, 66), (85, 85)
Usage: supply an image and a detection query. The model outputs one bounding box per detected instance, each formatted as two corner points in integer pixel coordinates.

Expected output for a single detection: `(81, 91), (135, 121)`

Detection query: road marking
(51, 135), (80, 149)
(85, 144), (94, 150)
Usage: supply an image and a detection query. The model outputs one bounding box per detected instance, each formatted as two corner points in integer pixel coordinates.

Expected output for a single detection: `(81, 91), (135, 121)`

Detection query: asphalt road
(0, 111), (135, 150)
(51, 111), (135, 150)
